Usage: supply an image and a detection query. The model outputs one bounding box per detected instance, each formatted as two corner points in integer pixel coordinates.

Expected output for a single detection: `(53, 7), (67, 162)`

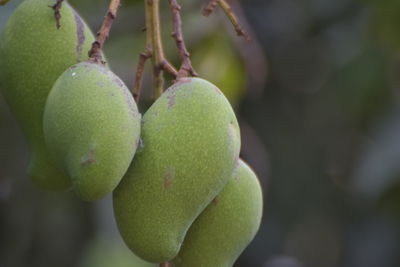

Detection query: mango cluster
(113, 78), (264, 266)
(0, 0), (263, 266)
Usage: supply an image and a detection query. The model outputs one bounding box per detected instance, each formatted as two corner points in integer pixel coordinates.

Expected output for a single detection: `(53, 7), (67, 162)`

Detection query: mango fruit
(113, 78), (241, 262)
(43, 62), (141, 201)
(173, 159), (263, 267)
(0, 0), (96, 190)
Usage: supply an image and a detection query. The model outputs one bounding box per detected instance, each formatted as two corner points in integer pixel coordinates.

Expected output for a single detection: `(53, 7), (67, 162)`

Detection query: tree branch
(168, 0), (198, 79)
(203, 0), (250, 41)
(142, 0), (178, 100)
(132, 47), (152, 102)
(88, 0), (121, 64)
(202, 0), (218, 17)
(218, 0), (250, 40)
(48, 0), (64, 29)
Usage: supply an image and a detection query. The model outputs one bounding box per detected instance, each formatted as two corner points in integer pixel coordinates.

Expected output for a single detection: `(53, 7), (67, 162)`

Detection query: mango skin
(113, 78), (241, 263)
(0, 0), (96, 190)
(173, 159), (263, 267)
(43, 62), (141, 201)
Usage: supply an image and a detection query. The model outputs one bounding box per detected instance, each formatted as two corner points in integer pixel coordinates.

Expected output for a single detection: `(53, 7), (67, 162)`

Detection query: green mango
(173, 159), (263, 267)
(113, 78), (241, 262)
(43, 62), (141, 201)
(0, 0), (96, 190)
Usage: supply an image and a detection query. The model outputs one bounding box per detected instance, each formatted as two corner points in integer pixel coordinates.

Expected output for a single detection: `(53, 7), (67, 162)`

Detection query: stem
(48, 0), (64, 29)
(144, 0), (178, 100)
(203, 0), (249, 41)
(148, 0), (164, 97)
(132, 47), (152, 102)
(202, 0), (218, 16)
(88, 0), (121, 64)
(168, 0), (197, 79)
(160, 262), (171, 267)
(218, 0), (249, 40)
(225, 0), (268, 97)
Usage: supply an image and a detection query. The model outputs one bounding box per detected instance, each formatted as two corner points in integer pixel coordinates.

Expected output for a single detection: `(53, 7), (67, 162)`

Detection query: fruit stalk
(147, 0), (164, 98)
(132, 48), (152, 102)
(133, 0), (177, 101)
(88, 0), (121, 64)
(168, 0), (197, 79)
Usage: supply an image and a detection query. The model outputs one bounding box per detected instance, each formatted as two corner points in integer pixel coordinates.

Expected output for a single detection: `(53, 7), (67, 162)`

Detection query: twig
(88, 0), (121, 64)
(48, 0), (64, 29)
(143, 0), (178, 100)
(160, 262), (171, 267)
(132, 47), (152, 102)
(218, 0), (250, 40)
(202, 0), (249, 41)
(148, 0), (164, 97)
(202, 0), (218, 16)
(168, 0), (198, 79)
(226, 0), (268, 97)
(0, 0), (11, 6)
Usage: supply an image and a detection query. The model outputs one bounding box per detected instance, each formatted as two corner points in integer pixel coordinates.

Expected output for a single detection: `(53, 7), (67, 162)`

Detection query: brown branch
(218, 0), (250, 41)
(160, 262), (171, 267)
(132, 46), (152, 102)
(168, 0), (198, 80)
(202, 0), (250, 41)
(225, 0), (268, 97)
(88, 0), (121, 64)
(48, 0), (64, 29)
(202, 0), (218, 16)
(159, 60), (179, 77)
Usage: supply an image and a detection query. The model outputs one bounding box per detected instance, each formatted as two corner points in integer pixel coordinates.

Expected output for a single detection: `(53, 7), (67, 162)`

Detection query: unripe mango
(113, 78), (241, 262)
(173, 159), (263, 267)
(43, 62), (141, 201)
(0, 0), (96, 190)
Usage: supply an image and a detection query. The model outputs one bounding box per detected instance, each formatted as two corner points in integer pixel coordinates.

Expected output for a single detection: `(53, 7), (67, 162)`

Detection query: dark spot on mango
(167, 92), (176, 109)
(113, 77), (124, 88)
(163, 167), (175, 190)
(81, 149), (96, 166)
(212, 196), (220, 205)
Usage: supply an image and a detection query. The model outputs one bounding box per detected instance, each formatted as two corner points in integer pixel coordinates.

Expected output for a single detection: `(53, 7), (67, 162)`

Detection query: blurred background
(2, 0), (400, 266)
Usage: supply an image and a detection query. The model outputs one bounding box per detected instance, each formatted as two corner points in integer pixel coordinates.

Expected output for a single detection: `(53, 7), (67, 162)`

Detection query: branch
(48, 0), (64, 29)
(132, 47), (152, 102)
(203, 0), (250, 41)
(218, 0), (250, 40)
(160, 262), (171, 267)
(225, 0), (268, 97)
(168, 0), (198, 79)
(202, 0), (218, 16)
(144, 0), (178, 100)
(88, 0), (121, 64)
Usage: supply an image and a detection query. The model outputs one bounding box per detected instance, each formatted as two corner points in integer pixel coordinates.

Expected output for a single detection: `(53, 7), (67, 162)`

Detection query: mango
(43, 62), (141, 201)
(113, 78), (241, 262)
(0, 0), (96, 190)
(173, 159), (263, 267)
